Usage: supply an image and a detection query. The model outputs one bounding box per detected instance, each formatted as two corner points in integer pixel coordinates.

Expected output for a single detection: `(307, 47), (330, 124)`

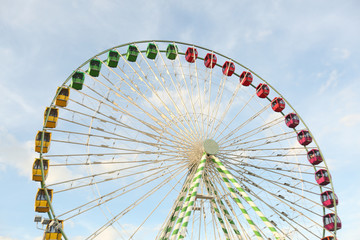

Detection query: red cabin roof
(204, 53), (217, 68)
(256, 83), (270, 98)
(321, 237), (336, 240)
(271, 97), (285, 112)
(240, 71), (253, 86)
(307, 149), (322, 165)
(297, 130), (312, 146)
(222, 61), (235, 76)
(321, 191), (338, 208)
(285, 113), (300, 128)
(315, 169), (330, 186)
(323, 213), (341, 231)
(185, 47), (198, 63)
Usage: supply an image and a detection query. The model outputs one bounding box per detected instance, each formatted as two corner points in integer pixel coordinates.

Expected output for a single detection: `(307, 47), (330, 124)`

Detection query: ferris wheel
(33, 40), (340, 240)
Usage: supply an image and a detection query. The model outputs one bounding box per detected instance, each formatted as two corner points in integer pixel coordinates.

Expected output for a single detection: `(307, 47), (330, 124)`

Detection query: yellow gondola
(32, 158), (49, 181)
(44, 220), (63, 240)
(55, 87), (70, 107)
(35, 188), (53, 213)
(44, 107), (59, 128)
(35, 131), (51, 153)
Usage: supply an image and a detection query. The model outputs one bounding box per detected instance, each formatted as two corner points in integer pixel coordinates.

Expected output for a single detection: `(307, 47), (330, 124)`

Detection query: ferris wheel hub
(203, 139), (219, 155)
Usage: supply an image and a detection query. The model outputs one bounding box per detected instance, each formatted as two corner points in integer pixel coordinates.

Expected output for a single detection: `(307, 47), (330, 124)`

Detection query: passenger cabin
(307, 149), (323, 165)
(126, 45), (139, 62)
(285, 113), (299, 128)
(44, 107), (59, 128)
(297, 130), (312, 146)
(323, 213), (341, 231)
(222, 61), (235, 76)
(32, 158), (49, 181)
(146, 43), (158, 59)
(166, 44), (178, 60)
(204, 53), (217, 68)
(240, 71), (253, 86)
(70, 71), (85, 90)
(44, 220), (63, 240)
(321, 191), (339, 208)
(315, 169), (330, 186)
(106, 50), (120, 68)
(271, 97), (285, 112)
(35, 131), (52, 153)
(55, 87), (69, 107)
(185, 47), (198, 63)
(256, 83), (270, 98)
(321, 236), (336, 240)
(35, 188), (53, 213)
(87, 59), (102, 77)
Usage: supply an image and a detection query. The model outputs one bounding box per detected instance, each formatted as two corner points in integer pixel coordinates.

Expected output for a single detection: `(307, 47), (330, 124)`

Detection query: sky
(1, 0), (360, 239)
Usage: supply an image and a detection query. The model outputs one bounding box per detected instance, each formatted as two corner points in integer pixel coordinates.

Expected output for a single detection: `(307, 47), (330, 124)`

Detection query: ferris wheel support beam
(170, 153), (207, 240)
(204, 174), (243, 239)
(211, 155), (281, 240)
(159, 167), (197, 240)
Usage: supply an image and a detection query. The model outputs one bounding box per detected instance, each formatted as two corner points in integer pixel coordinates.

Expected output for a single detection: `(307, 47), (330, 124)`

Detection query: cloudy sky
(1, 0), (359, 239)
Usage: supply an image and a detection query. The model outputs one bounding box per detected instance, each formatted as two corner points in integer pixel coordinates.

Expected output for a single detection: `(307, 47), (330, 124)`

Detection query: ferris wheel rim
(36, 40), (338, 239)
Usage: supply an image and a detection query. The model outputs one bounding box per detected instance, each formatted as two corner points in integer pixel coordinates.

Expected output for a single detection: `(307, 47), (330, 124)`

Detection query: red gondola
(285, 113), (299, 128)
(256, 83), (270, 98)
(323, 213), (341, 231)
(271, 97), (285, 112)
(307, 149), (322, 165)
(222, 61), (235, 76)
(185, 47), (198, 63)
(321, 236), (336, 240)
(204, 53), (217, 68)
(297, 130), (312, 146)
(321, 191), (338, 208)
(315, 169), (330, 186)
(240, 71), (253, 86)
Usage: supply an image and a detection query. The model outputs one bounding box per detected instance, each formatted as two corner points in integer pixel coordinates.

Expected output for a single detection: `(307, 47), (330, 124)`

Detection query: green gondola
(70, 71), (85, 90)
(126, 45), (139, 62)
(87, 59), (102, 77)
(106, 50), (120, 68)
(146, 43), (158, 59)
(166, 44), (178, 60)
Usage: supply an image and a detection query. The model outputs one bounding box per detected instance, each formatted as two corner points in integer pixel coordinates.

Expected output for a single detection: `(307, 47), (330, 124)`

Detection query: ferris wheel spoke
(236, 174), (327, 238)
(218, 104), (271, 146)
(57, 163), (188, 220)
(85, 164), (187, 240)
(172, 46), (203, 137)
(49, 128), (181, 152)
(50, 138), (181, 158)
(133, 45), (199, 141)
(221, 130), (295, 150)
(208, 74), (228, 138)
(154, 45), (201, 138)
(220, 153), (314, 168)
(83, 80), (194, 144)
(213, 93), (257, 141)
(97, 59), (197, 143)
(210, 82), (243, 139)
(217, 116), (284, 147)
(50, 161), (182, 193)
(128, 170), (188, 240)
(227, 164), (324, 206)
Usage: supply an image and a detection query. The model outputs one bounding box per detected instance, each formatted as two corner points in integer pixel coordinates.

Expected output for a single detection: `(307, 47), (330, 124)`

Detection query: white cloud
(340, 113), (360, 127)
(0, 128), (36, 178)
(332, 47), (351, 60)
(318, 69), (339, 94)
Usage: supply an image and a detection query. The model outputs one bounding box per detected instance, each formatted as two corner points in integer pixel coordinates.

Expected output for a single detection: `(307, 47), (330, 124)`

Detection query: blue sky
(1, 0), (359, 239)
